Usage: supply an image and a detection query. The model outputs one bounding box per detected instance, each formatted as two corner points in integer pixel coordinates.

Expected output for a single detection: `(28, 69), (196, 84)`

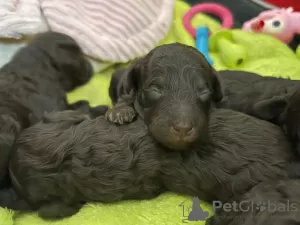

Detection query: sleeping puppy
(1, 107), (295, 220)
(106, 43), (223, 150)
(206, 179), (300, 225)
(217, 70), (300, 122)
(0, 31), (107, 187)
(216, 70), (300, 154)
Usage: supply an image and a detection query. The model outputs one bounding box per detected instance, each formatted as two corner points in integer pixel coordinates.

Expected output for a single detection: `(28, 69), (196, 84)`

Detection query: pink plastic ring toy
(183, 3), (234, 38)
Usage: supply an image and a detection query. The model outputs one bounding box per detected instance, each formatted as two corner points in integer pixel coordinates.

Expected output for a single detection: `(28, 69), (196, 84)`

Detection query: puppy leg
(108, 67), (127, 104)
(105, 91), (137, 125)
(88, 105), (109, 118)
(68, 100), (108, 118)
(38, 202), (83, 219)
(106, 66), (139, 125)
(42, 110), (90, 128)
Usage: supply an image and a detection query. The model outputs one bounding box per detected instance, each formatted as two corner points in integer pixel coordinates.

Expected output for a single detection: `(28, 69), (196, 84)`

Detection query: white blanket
(0, 0), (48, 39)
(0, 0), (175, 62)
(41, 0), (175, 62)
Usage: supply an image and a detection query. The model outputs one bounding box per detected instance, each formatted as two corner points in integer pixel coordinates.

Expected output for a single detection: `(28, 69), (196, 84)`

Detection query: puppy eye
(144, 85), (162, 101)
(200, 92), (211, 101)
(149, 85), (162, 93)
(197, 88), (211, 101)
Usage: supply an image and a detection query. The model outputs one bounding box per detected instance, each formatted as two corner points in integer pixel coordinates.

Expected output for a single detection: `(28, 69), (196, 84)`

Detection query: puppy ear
(45, 38), (81, 67)
(211, 68), (224, 102)
(54, 40), (83, 70)
(109, 68), (127, 104)
(51, 39), (93, 89)
(123, 57), (146, 92)
(122, 57), (147, 119)
(252, 96), (288, 120)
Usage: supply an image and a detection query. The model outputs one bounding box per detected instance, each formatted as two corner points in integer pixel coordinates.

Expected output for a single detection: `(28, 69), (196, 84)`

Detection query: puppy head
(31, 32), (93, 91)
(253, 90), (300, 140)
(127, 43), (223, 150)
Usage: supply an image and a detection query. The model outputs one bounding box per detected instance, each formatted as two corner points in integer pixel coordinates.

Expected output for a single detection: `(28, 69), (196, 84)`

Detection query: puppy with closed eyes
(0, 31), (107, 187)
(0, 52), (296, 219)
(107, 43), (223, 150)
(1, 106), (295, 220)
(216, 70), (300, 123)
(216, 70), (300, 155)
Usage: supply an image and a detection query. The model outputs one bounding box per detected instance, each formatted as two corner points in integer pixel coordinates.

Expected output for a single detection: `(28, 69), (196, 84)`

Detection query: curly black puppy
(217, 70), (299, 122)
(217, 70), (300, 154)
(0, 31), (107, 187)
(206, 179), (300, 225)
(2, 106), (295, 220)
(106, 43), (223, 150)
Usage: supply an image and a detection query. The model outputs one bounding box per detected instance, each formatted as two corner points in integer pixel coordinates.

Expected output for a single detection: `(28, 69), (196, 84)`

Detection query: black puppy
(217, 70), (299, 121)
(206, 179), (300, 225)
(217, 70), (300, 154)
(2, 106), (294, 220)
(107, 43), (223, 150)
(0, 31), (107, 187)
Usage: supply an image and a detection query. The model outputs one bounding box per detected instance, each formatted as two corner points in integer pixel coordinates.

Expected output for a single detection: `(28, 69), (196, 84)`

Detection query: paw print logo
(256, 201), (266, 212)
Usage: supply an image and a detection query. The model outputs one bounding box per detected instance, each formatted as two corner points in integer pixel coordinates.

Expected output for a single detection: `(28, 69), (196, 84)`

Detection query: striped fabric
(41, 0), (175, 62)
(0, 0), (48, 39)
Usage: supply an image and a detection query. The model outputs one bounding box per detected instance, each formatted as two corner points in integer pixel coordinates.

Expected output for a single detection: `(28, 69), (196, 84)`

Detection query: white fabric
(0, 0), (48, 39)
(42, 0), (175, 62)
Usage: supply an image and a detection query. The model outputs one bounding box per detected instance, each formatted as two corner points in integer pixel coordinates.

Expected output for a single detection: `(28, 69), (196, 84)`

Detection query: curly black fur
(107, 43), (223, 150)
(2, 108), (295, 220)
(207, 179), (300, 225)
(217, 70), (300, 156)
(217, 70), (299, 121)
(0, 31), (107, 187)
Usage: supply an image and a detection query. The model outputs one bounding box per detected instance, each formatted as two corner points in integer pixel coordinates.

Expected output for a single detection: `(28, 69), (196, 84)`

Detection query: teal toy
(182, 3), (234, 66)
(196, 26), (213, 65)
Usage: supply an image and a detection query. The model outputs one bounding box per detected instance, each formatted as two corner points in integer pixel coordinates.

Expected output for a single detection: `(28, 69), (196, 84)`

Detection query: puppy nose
(171, 123), (194, 136)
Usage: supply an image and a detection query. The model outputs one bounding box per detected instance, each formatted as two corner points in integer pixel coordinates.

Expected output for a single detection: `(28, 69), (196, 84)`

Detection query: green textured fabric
(1, 0), (300, 225)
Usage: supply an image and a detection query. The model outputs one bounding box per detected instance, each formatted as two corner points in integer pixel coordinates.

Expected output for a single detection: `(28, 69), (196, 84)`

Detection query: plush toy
(242, 7), (300, 44)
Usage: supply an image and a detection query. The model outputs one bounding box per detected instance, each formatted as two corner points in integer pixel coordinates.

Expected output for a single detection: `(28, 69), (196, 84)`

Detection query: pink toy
(242, 7), (300, 44)
(183, 3), (234, 38)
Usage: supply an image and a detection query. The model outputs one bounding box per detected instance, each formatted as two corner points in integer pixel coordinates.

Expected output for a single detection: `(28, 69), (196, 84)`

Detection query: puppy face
(31, 32), (93, 91)
(129, 43), (223, 150)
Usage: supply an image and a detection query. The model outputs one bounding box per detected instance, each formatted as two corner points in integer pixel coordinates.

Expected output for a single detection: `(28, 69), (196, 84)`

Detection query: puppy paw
(105, 107), (137, 125)
(39, 202), (82, 219)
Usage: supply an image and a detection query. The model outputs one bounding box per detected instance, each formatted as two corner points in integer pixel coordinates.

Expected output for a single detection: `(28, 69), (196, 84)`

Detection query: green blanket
(2, 1), (300, 224)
